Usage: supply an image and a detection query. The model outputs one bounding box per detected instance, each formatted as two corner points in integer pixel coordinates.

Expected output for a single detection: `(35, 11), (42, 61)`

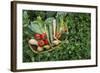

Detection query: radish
(38, 40), (45, 47)
(43, 45), (50, 49)
(43, 39), (49, 45)
(37, 47), (43, 52)
(28, 39), (38, 45)
(34, 33), (41, 40)
(40, 32), (47, 39)
(52, 40), (61, 45)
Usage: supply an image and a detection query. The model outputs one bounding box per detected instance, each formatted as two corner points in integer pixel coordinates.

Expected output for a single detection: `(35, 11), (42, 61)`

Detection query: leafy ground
(23, 10), (91, 62)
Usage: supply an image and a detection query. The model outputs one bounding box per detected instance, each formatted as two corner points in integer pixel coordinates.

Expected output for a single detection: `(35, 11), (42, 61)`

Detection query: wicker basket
(28, 19), (68, 54)
(28, 33), (68, 54)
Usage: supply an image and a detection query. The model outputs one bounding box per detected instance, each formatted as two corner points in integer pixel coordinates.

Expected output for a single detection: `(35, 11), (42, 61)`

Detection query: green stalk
(60, 18), (64, 33)
(49, 23), (53, 44)
(44, 23), (53, 47)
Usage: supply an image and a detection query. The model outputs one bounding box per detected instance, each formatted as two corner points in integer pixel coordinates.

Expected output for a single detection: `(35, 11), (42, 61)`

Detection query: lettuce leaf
(28, 22), (44, 34)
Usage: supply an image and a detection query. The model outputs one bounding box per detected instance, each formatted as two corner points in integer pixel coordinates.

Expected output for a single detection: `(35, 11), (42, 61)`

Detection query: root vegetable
(43, 39), (49, 45)
(55, 32), (61, 39)
(38, 40), (45, 47)
(37, 47), (43, 52)
(28, 39), (38, 45)
(52, 40), (61, 45)
(34, 34), (41, 40)
(40, 32), (47, 39)
(43, 45), (50, 49)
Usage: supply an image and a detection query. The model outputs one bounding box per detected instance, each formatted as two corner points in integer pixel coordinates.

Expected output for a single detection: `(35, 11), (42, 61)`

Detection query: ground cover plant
(23, 10), (91, 62)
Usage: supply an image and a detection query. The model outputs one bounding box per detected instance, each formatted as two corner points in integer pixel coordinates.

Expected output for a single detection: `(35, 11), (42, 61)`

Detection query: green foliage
(23, 10), (91, 62)
(45, 17), (54, 44)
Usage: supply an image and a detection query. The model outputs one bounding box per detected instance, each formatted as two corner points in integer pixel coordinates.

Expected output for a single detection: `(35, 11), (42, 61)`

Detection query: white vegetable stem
(53, 19), (56, 37)
(53, 19), (57, 40)
(49, 23), (53, 43)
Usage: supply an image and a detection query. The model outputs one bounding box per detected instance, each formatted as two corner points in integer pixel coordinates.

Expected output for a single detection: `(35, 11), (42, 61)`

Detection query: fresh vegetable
(28, 39), (38, 45)
(52, 40), (61, 45)
(55, 32), (61, 39)
(34, 34), (41, 40)
(28, 16), (45, 34)
(37, 47), (43, 52)
(38, 40), (45, 47)
(45, 17), (54, 44)
(40, 32), (47, 39)
(53, 19), (57, 40)
(43, 45), (50, 49)
(43, 39), (49, 45)
(56, 12), (68, 33)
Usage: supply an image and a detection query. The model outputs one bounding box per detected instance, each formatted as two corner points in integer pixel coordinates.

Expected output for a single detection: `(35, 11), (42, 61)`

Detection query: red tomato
(34, 34), (41, 40)
(38, 40), (45, 47)
(43, 39), (49, 45)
